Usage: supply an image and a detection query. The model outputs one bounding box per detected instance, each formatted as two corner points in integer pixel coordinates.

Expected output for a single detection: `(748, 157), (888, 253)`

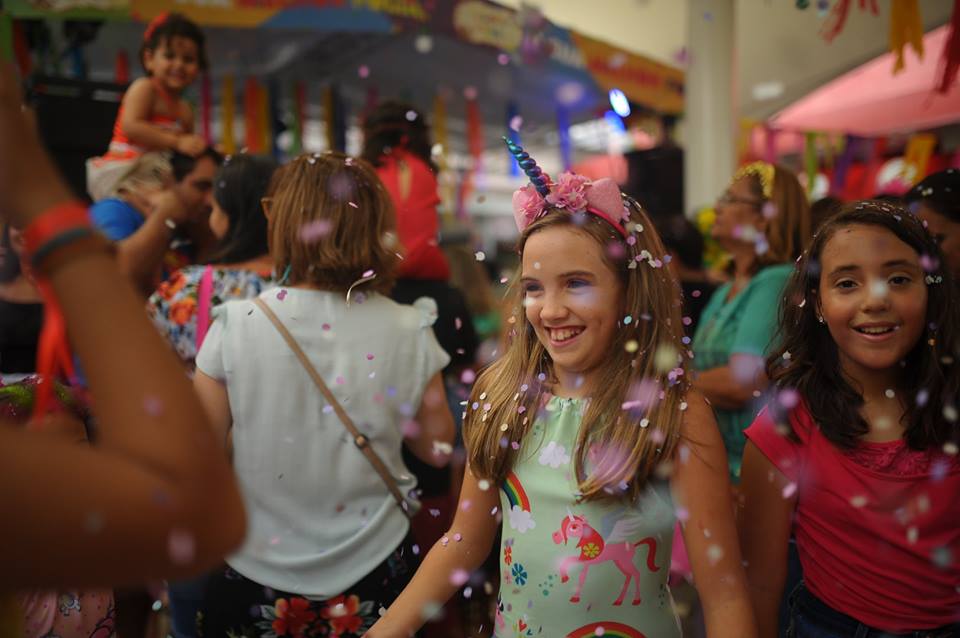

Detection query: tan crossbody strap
(253, 297), (411, 518)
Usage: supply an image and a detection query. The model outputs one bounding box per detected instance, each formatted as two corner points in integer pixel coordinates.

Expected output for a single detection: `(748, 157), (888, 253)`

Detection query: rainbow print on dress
(502, 471), (531, 512)
(565, 620), (648, 638)
(502, 471), (536, 534)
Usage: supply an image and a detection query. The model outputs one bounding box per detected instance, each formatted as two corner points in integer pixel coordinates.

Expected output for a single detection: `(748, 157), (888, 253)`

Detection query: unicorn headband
(504, 137), (629, 238)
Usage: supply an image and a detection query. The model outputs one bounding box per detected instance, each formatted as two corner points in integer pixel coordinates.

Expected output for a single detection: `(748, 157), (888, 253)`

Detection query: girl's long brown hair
(464, 198), (690, 502)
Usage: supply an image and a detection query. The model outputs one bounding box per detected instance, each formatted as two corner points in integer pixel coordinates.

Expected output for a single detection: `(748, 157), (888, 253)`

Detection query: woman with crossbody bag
(192, 153), (454, 637)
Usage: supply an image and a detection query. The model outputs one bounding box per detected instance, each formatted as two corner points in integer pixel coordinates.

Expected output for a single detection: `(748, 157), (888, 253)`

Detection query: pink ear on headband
(511, 173), (628, 238)
(585, 178), (628, 235)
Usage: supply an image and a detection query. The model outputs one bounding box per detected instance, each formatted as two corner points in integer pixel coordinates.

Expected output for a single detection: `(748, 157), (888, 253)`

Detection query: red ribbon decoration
(31, 281), (76, 424)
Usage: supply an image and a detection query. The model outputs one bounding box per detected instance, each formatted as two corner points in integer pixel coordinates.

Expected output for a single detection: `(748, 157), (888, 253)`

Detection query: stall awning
(771, 25), (960, 136)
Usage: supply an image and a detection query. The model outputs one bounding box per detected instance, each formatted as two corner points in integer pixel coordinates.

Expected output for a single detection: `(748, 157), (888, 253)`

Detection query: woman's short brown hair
(267, 152), (398, 295)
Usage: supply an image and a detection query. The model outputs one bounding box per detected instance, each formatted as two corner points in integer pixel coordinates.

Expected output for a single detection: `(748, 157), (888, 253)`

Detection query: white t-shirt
(196, 287), (450, 596)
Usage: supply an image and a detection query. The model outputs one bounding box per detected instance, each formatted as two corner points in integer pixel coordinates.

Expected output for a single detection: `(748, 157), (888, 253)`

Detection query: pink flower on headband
(545, 173), (589, 211)
(512, 184), (547, 231)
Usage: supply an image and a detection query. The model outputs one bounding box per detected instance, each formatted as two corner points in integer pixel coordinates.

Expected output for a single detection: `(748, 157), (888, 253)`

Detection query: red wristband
(23, 201), (93, 257)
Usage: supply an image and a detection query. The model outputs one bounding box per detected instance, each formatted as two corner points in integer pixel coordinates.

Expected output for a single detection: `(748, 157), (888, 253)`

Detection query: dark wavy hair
(207, 154), (278, 265)
(905, 168), (960, 223)
(360, 101), (437, 173)
(767, 200), (960, 450)
(139, 12), (208, 73)
(171, 147), (223, 183)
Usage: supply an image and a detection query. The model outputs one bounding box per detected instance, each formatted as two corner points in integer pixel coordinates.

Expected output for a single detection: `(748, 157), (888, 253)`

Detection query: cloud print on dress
(538, 441), (571, 468)
(508, 505), (536, 534)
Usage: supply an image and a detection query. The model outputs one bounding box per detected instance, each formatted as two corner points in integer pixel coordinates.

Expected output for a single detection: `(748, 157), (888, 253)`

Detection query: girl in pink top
(739, 200), (960, 637)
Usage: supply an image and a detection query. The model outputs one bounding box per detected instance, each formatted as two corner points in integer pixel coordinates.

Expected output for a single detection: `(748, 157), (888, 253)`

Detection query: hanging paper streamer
(863, 137), (887, 194)
(557, 106), (572, 171)
(221, 74), (236, 154)
(432, 93), (448, 173)
(115, 50), (129, 85)
(13, 19), (31, 75)
(322, 86), (334, 152)
(68, 46), (85, 79)
(259, 83), (272, 156)
(763, 125), (778, 164)
(506, 101), (520, 177)
(818, 133), (833, 171)
(200, 72), (212, 145)
(936, 0), (960, 93)
(244, 77), (260, 153)
(265, 79), (281, 158)
(321, 85), (347, 152)
(832, 135), (856, 195)
(804, 132), (818, 196)
(738, 119), (758, 164)
(291, 81), (305, 156)
(466, 96), (483, 171)
(332, 86), (346, 152)
(903, 133), (937, 184)
(0, 12), (12, 62)
(890, 0), (924, 74)
(822, 0), (879, 43)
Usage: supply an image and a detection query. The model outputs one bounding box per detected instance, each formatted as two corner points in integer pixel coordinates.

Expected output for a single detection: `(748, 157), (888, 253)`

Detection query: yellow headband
(733, 161), (775, 200)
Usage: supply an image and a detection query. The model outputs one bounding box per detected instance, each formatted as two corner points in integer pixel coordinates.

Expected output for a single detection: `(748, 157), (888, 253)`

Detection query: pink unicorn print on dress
(551, 509), (659, 606)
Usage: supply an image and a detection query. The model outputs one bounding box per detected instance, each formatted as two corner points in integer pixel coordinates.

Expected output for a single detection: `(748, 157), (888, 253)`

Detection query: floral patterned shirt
(147, 265), (273, 368)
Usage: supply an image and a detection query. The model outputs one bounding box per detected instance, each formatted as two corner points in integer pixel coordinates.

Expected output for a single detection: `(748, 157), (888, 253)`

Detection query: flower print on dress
(321, 594), (368, 637)
(271, 597), (317, 638)
(538, 441), (571, 468)
(511, 563), (528, 586)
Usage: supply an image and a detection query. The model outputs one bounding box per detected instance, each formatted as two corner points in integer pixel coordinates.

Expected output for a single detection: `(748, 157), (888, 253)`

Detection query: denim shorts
(786, 582), (960, 638)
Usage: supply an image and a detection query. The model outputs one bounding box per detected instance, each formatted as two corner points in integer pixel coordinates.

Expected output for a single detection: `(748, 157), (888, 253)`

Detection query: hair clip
(734, 161), (775, 200)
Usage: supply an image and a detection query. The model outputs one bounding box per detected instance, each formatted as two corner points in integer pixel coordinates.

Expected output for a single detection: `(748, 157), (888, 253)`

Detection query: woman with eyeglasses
(691, 162), (811, 483)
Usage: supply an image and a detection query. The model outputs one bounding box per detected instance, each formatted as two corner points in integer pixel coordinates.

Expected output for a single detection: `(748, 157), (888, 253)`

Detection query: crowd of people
(2, 11), (960, 638)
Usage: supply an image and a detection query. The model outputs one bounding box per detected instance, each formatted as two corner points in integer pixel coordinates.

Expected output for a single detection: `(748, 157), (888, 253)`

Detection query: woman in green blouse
(692, 162), (811, 482)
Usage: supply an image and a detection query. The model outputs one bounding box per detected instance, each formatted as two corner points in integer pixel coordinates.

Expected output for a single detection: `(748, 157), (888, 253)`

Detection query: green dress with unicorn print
(496, 396), (680, 638)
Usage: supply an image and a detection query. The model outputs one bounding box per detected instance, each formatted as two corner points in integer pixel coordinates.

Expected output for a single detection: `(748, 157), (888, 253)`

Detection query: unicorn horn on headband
(504, 136), (630, 238)
(504, 136), (550, 197)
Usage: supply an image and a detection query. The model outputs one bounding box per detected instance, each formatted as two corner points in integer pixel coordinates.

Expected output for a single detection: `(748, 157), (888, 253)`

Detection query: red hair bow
(144, 12), (170, 42)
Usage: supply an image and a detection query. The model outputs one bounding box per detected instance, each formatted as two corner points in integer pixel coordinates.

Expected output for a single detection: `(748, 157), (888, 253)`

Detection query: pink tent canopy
(771, 25), (960, 137)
